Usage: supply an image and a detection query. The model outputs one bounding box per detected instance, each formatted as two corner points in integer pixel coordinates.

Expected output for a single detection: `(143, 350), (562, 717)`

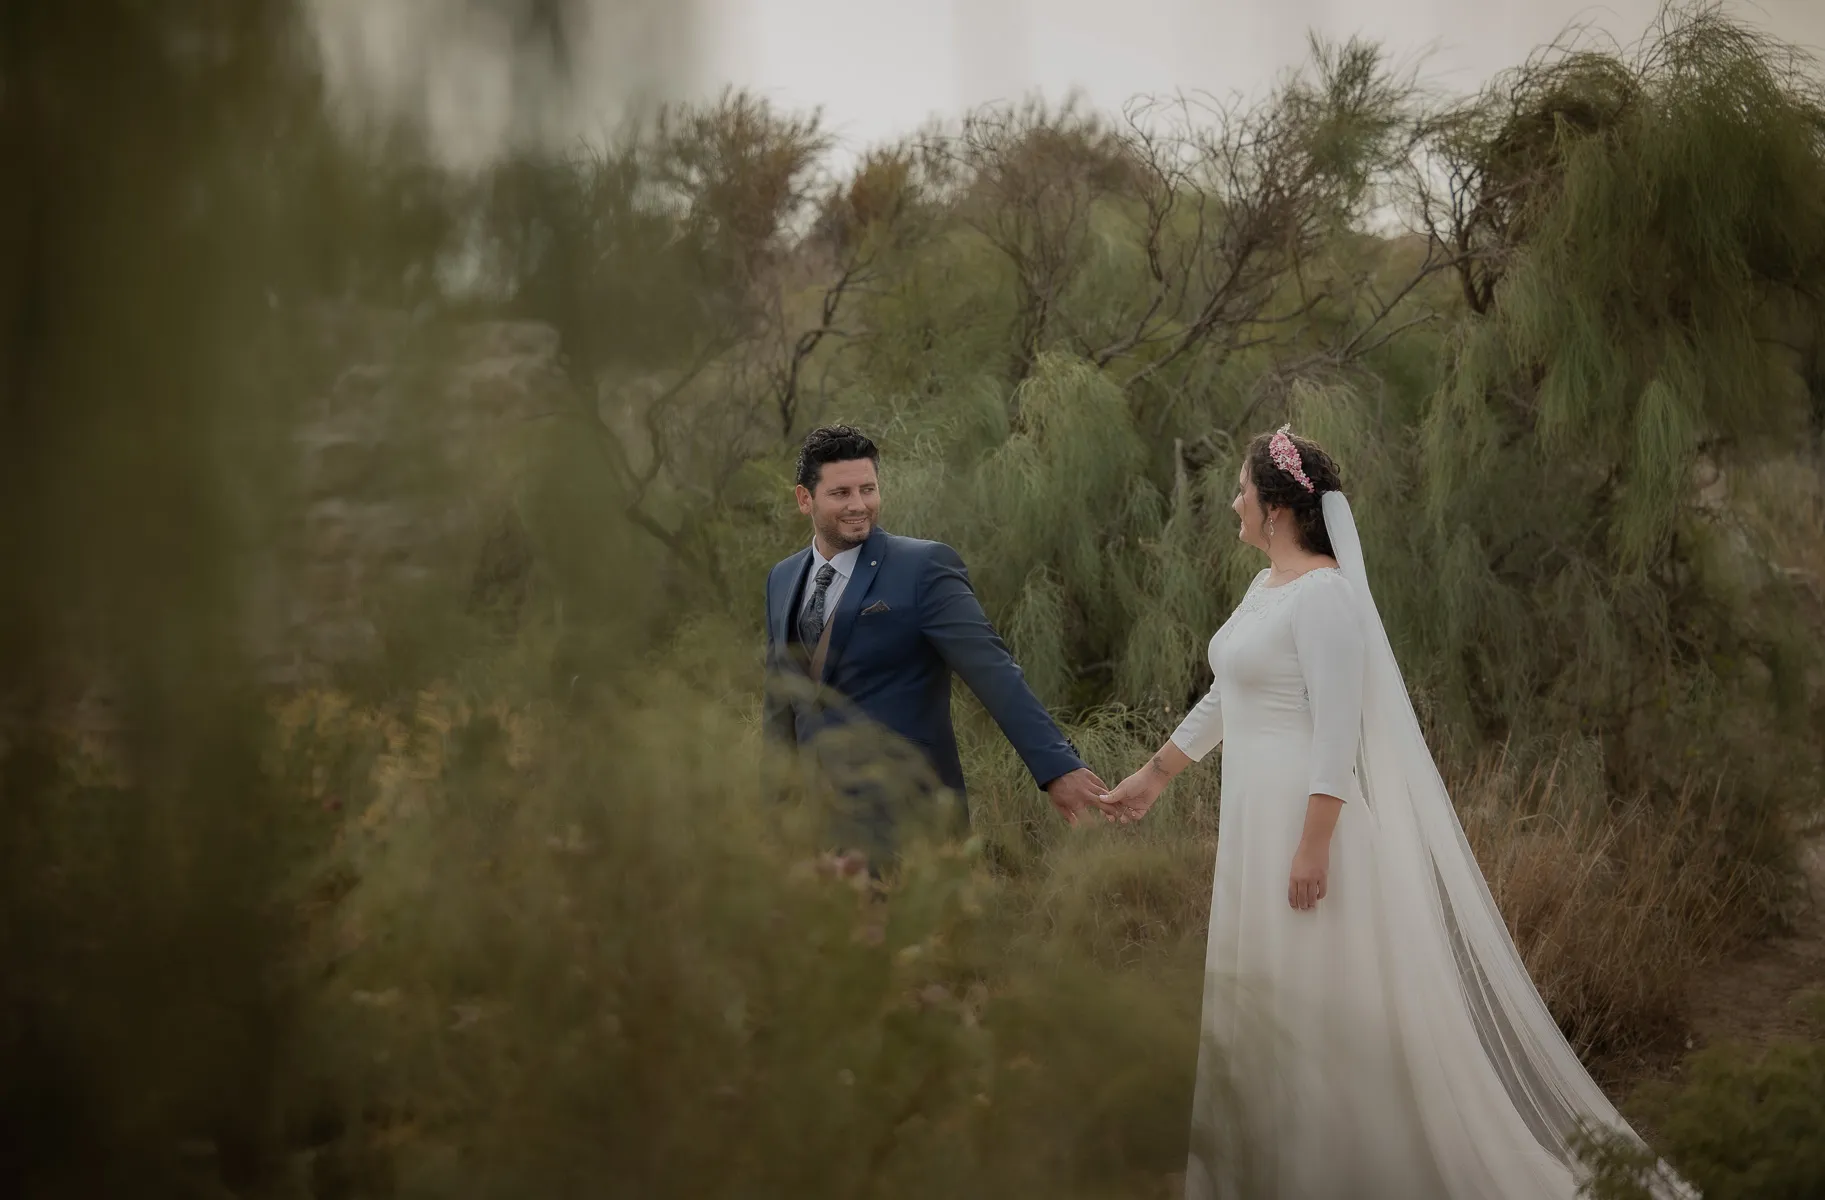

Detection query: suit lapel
(772, 547), (813, 648)
(820, 527), (886, 683)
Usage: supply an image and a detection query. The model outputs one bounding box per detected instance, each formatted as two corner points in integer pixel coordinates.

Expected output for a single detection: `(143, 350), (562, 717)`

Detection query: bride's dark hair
(1244, 428), (1343, 557)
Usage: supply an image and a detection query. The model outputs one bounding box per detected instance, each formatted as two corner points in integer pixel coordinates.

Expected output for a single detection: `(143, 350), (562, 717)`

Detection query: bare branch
(770, 250), (876, 435)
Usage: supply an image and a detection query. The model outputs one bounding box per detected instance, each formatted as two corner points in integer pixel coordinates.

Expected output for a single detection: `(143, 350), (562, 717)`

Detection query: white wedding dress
(1168, 494), (1690, 1200)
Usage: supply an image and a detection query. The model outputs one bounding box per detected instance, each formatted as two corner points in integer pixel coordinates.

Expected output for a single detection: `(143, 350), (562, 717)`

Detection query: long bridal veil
(1320, 491), (1692, 1199)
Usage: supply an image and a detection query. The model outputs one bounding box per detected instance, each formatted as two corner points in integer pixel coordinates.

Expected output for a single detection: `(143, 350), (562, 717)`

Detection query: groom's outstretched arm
(917, 542), (1086, 789)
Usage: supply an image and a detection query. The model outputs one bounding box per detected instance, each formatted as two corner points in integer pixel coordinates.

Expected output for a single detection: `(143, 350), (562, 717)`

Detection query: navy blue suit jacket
(763, 528), (1084, 802)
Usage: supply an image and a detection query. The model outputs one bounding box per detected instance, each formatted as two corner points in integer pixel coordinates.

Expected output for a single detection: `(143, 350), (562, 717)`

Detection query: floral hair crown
(1268, 424), (1314, 493)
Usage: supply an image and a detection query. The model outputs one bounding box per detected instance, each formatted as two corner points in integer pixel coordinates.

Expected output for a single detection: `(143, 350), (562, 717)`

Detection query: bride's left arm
(1095, 737), (1192, 824)
(1288, 575), (1368, 909)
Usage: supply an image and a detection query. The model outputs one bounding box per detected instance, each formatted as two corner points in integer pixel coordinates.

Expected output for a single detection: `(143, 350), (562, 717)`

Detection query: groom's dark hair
(796, 425), (879, 490)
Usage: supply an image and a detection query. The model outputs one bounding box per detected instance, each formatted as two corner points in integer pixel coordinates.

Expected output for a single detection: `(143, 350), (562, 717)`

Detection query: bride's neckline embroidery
(1258, 565), (1340, 592)
(1233, 566), (1336, 620)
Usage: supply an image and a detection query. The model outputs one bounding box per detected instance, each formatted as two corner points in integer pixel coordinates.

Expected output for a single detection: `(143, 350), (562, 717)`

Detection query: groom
(763, 425), (1106, 865)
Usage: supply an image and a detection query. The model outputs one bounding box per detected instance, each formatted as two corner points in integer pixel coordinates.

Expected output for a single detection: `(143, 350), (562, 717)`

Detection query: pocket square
(861, 601), (892, 615)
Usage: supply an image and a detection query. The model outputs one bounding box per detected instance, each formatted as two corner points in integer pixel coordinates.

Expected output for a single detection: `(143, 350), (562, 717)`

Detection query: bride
(1094, 428), (1690, 1199)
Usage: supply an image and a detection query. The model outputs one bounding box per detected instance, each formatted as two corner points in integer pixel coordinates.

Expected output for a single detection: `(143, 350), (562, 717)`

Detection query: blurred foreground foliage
(268, 665), (1205, 1200)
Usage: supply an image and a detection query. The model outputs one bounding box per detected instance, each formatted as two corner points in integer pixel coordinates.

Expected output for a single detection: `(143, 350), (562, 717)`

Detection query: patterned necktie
(798, 563), (837, 649)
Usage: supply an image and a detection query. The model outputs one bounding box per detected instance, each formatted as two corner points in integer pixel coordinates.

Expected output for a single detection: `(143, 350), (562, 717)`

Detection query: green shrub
(1580, 994), (1825, 1199)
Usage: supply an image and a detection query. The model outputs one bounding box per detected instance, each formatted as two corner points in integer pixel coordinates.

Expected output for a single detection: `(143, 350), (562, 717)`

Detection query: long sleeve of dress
(1169, 677), (1224, 762)
(1292, 572), (1367, 801)
(1169, 620), (1234, 762)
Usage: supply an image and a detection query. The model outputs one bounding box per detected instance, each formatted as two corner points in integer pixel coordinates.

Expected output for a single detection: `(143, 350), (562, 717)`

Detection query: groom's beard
(816, 512), (874, 550)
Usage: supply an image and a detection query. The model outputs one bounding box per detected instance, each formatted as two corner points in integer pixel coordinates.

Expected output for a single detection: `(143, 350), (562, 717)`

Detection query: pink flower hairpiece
(1269, 424), (1314, 493)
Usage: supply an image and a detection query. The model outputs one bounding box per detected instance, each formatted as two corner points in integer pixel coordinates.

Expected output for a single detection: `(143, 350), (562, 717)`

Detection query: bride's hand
(1288, 841), (1329, 911)
(1095, 771), (1164, 825)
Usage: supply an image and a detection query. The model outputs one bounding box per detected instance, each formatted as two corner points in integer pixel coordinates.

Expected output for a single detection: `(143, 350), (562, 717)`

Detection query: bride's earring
(1266, 512), (1276, 544)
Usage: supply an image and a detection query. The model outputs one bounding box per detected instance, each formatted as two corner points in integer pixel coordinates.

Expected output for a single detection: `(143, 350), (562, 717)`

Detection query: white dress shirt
(798, 540), (863, 628)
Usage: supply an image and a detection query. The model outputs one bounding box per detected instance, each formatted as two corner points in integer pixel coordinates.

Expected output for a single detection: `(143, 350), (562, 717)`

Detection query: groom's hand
(1044, 767), (1108, 826)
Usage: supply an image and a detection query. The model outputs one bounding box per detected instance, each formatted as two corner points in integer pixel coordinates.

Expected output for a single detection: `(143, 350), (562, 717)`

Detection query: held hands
(1094, 769), (1166, 825)
(1044, 767), (1111, 827)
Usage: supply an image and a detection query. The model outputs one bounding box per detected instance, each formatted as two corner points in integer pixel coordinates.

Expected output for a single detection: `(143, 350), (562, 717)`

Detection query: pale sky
(707, 1), (1825, 156)
(307, 0), (1825, 169)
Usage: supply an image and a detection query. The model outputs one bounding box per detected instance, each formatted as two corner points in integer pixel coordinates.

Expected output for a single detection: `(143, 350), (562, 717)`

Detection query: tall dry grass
(1458, 746), (1763, 1072)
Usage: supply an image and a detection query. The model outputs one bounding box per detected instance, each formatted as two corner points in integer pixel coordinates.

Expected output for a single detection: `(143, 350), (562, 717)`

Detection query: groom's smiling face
(798, 457), (880, 553)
